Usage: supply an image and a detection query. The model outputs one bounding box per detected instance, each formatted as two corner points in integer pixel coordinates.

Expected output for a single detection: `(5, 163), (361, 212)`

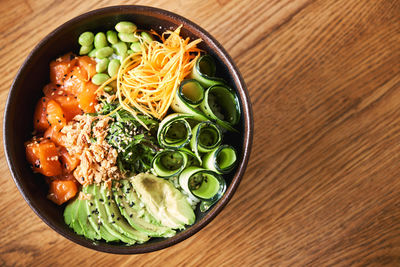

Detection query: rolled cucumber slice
(151, 149), (189, 178)
(202, 145), (237, 174)
(189, 55), (225, 88)
(171, 80), (208, 121)
(178, 166), (226, 212)
(199, 84), (241, 131)
(189, 121), (222, 163)
(157, 113), (194, 149)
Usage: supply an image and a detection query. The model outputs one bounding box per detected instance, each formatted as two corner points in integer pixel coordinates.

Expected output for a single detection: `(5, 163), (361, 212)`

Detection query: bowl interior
(4, 5), (251, 254)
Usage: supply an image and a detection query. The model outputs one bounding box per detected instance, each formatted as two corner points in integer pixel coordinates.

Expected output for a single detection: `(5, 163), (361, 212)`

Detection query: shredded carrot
(115, 26), (202, 127)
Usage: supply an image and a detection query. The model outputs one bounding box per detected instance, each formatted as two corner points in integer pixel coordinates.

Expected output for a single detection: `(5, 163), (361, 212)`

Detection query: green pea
(108, 59), (121, 77)
(92, 73), (110, 85)
(115, 21), (137, 33)
(103, 86), (113, 93)
(141, 31), (154, 43)
(112, 42), (127, 56)
(78, 32), (95, 46)
(107, 30), (119, 44)
(96, 58), (109, 73)
(130, 42), (142, 53)
(94, 32), (107, 49)
(118, 32), (138, 43)
(79, 45), (93, 55)
(95, 46), (113, 59)
(88, 48), (97, 58)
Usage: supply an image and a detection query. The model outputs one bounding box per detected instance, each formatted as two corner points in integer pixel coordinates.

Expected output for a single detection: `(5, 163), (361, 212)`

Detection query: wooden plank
(0, 0), (399, 266)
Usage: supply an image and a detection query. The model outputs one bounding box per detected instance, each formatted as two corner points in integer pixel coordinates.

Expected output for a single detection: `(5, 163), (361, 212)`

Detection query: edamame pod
(108, 59), (121, 77)
(130, 42), (142, 53)
(199, 84), (241, 131)
(95, 46), (113, 59)
(202, 145), (237, 174)
(189, 121), (222, 163)
(94, 32), (107, 49)
(78, 32), (95, 46)
(118, 32), (138, 43)
(96, 58), (109, 73)
(112, 42), (128, 57)
(79, 45), (93, 55)
(141, 31), (154, 43)
(92, 73), (110, 85)
(88, 48), (97, 58)
(106, 30), (119, 44)
(115, 21), (137, 33)
(103, 86), (113, 93)
(178, 167), (226, 212)
(189, 55), (225, 88)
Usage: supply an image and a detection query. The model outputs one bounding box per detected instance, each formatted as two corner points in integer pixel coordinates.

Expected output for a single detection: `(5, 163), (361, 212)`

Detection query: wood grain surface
(1, 0), (399, 266)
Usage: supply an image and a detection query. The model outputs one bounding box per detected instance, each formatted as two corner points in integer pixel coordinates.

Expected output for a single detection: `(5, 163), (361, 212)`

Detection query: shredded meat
(61, 114), (121, 185)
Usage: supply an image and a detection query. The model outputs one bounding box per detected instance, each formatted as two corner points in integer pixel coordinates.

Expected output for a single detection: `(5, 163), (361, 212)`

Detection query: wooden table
(1, 0), (399, 266)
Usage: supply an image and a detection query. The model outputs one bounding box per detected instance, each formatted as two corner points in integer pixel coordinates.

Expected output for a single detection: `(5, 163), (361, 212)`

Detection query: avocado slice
(76, 188), (101, 240)
(85, 185), (118, 242)
(114, 180), (176, 237)
(100, 184), (150, 243)
(92, 184), (136, 244)
(130, 173), (195, 229)
(64, 197), (84, 235)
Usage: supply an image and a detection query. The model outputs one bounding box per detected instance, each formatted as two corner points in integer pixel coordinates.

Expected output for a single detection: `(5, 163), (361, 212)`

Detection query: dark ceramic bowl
(3, 5), (253, 254)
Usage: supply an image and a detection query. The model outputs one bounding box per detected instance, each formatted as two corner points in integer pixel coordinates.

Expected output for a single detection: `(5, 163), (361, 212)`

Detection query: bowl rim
(3, 4), (253, 254)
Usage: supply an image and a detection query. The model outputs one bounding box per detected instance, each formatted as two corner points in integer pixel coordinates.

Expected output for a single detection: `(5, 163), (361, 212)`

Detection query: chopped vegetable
(113, 26), (202, 126)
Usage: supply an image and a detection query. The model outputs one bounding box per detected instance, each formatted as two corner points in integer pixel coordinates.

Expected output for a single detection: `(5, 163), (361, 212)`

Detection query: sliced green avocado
(92, 184), (136, 244)
(130, 173), (195, 229)
(114, 180), (176, 237)
(85, 185), (118, 242)
(64, 197), (84, 235)
(76, 187), (101, 240)
(100, 184), (150, 243)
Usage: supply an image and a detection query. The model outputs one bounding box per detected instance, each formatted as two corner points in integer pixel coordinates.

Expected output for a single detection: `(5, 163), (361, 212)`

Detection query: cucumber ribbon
(157, 113), (193, 149)
(151, 148), (198, 178)
(202, 145), (237, 174)
(172, 65), (241, 132)
(189, 55), (225, 88)
(179, 166), (226, 212)
(190, 121), (222, 164)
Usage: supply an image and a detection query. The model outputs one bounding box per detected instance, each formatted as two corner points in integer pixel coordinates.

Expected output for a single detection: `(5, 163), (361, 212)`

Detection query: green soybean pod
(92, 73), (110, 85)
(95, 46), (113, 59)
(78, 32), (95, 46)
(130, 42), (142, 53)
(118, 32), (138, 43)
(103, 86), (113, 93)
(141, 31), (154, 43)
(115, 21), (137, 33)
(112, 42), (127, 56)
(79, 45), (93, 55)
(127, 49), (134, 55)
(96, 58), (109, 73)
(94, 32), (107, 49)
(106, 30), (119, 44)
(108, 59), (121, 77)
(88, 48), (97, 58)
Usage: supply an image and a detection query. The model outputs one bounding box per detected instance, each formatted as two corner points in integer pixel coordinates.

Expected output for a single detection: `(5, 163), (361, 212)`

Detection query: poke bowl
(3, 5), (253, 254)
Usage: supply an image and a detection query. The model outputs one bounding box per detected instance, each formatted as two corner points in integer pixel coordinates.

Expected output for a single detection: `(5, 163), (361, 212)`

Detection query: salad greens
(98, 100), (160, 175)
